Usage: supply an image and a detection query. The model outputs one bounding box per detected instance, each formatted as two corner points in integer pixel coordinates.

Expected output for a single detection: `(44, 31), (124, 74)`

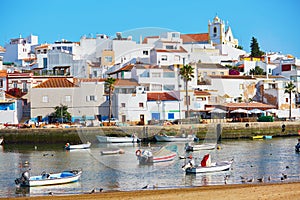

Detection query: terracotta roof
(114, 79), (139, 87)
(147, 92), (178, 101)
(107, 64), (134, 75)
(0, 70), (7, 77)
(217, 102), (276, 111)
(34, 78), (77, 88)
(180, 33), (209, 44)
(74, 78), (106, 84)
(142, 36), (159, 44)
(154, 46), (187, 53)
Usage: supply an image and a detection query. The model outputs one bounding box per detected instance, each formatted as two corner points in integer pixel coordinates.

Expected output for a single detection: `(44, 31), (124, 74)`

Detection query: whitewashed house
(0, 91), (23, 124)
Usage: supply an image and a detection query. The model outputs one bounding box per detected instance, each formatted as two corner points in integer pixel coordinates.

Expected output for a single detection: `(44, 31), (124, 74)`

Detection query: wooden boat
(101, 148), (125, 155)
(252, 135), (264, 140)
(15, 169), (82, 187)
(136, 145), (177, 164)
(154, 133), (195, 142)
(96, 135), (140, 143)
(185, 143), (216, 151)
(64, 142), (91, 150)
(182, 160), (233, 174)
(263, 135), (273, 139)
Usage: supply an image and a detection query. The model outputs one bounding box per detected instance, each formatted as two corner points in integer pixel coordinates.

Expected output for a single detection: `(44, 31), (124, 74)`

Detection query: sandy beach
(5, 182), (300, 200)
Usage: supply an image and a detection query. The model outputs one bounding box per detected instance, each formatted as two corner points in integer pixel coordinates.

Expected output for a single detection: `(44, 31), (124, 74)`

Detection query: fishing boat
(100, 148), (125, 155)
(96, 135), (140, 143)
(136, 145), (177, 164)
(252, 135), (264, 140)
(185, 143), (216, 151)
(154, 133), (195, 142)
(15, 169), (82, 187)
(64, 142), (91, 150)
(182, 160), (233, 174)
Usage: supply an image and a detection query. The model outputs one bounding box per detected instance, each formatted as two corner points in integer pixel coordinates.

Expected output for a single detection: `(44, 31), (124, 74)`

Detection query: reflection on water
(1, 137), (300, 197)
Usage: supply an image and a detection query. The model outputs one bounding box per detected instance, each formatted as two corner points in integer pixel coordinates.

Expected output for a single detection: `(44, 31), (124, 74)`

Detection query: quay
(0, 121), (299, 144)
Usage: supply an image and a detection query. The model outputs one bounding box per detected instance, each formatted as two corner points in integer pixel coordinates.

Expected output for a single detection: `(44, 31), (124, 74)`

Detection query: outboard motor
(15, 171), (30, 186)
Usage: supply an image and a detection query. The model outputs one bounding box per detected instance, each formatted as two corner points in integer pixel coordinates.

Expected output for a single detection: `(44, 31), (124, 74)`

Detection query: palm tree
(284, 81), (296, 120)
(179, 64), (194, 118)
(105, 77), (116, 125)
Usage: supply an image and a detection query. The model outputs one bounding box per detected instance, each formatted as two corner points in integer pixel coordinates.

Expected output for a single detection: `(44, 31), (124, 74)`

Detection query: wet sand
(6, 182), (300, 200)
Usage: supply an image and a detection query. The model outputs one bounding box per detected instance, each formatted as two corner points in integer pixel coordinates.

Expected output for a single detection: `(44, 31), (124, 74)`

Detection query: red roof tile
(114, 79), (139, 87)
(194, 90), (211, 96)
(181, 33), (209, 43)
(147, 92), (178, 101)
(34, 78), (77, 88)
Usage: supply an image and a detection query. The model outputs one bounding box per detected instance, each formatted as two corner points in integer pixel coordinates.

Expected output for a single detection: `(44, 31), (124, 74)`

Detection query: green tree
(179, 64), (194, 118)
(249, 66), (266, 75)
(53, 104), (71, 122)
(284, 81), (296, 120)
(105, 77), (116, 125)
(250, 37), (264, 57)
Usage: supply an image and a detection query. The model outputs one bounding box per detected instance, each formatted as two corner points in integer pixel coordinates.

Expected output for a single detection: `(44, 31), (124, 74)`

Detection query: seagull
(286, 166), (289, 169)
(247, 177), (254, 182)
(89, 188), (96, 194)
(99, 188), (104, 192)
(268, 176), (271, 181)
(153, 184), (158, 189)
(282, 173), (287, 179)
(142, 184), (150, 189)
(48, 191), (53, 196)
(257, 177), (264, 182)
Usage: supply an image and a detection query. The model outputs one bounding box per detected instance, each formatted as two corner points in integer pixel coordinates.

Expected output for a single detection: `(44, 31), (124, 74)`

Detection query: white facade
(3, 34), (38, 66)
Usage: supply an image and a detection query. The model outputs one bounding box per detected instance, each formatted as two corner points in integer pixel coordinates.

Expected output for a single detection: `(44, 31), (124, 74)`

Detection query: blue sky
(1, 0), (300, 58)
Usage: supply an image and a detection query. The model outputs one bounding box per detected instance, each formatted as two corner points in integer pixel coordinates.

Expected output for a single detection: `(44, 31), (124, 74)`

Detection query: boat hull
(185, 143), (216, 151)
(154, 135), (195, 142)
(96, 135), (140, 143)
(65, 143), (91, 150)
(16, 170), (82, 187)
(185, 161), (232, 174)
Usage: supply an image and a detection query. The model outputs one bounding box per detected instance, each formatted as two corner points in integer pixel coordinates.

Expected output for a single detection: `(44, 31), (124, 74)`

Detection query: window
(163, 85), (175, 90)
(139, 102), (144, 108)
(286, 98), (289, 103)
(43, 58), (47, 68)
(152, 84), (162, 91)
(172, 33), (179, 38)
(86, 95), (97, 101)
(161, 55), (167, 61)
(166, 45), (174, 49)
(0, 79), (3, 88)
(143, 51), (148, 55)
(104, 56), (113, 62)
(22, 81), (28, 92)
(212, 72), (216, 75)
(239, 84), (244, 89)
(152, 73), (161, 78)
(213, 27), (217, 37)
(42, 96), (49, 103)
(121, 103), (126, 108)
(65, 95), (71, 102)
(13, 81), (18, 88)
(163, 72), (175, 78)
(168, 113), (175, 120)
(220, 72), (224, 75)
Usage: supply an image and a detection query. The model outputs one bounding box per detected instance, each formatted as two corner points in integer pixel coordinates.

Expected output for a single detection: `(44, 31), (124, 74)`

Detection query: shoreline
(6, 182), (300, 200)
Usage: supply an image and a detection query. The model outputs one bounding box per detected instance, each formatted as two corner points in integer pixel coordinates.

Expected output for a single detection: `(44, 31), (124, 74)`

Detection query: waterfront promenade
(0, 121), (299, 144)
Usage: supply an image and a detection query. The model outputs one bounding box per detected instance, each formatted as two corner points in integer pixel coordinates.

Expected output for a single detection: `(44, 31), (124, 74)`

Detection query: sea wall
(0, 121), (299, 144)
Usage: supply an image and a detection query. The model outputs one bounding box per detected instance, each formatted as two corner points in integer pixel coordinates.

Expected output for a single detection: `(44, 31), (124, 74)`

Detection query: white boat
(136, 145), (177, 164)
(185, 143), (216, 151)
(182, 160), (233, 174)
(101, 148), (125, 155)
(154, 133), (195, 142)
(64, 142), (91, 150)
(96, 135), (140, 143)
(15, 169), (82, 187)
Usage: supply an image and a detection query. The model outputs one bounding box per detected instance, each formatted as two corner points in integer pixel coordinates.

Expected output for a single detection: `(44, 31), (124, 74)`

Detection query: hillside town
(0, 15), (300, 127)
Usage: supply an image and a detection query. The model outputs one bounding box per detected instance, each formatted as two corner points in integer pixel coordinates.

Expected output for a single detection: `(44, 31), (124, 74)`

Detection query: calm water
(1, 136), (300, 198)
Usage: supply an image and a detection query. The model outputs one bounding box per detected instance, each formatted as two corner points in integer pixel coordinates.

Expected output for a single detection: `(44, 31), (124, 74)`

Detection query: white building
(3, 34), (38, 67)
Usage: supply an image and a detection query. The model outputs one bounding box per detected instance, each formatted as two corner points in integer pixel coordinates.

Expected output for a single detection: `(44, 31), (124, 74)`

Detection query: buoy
(217, 145), (221, 150)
